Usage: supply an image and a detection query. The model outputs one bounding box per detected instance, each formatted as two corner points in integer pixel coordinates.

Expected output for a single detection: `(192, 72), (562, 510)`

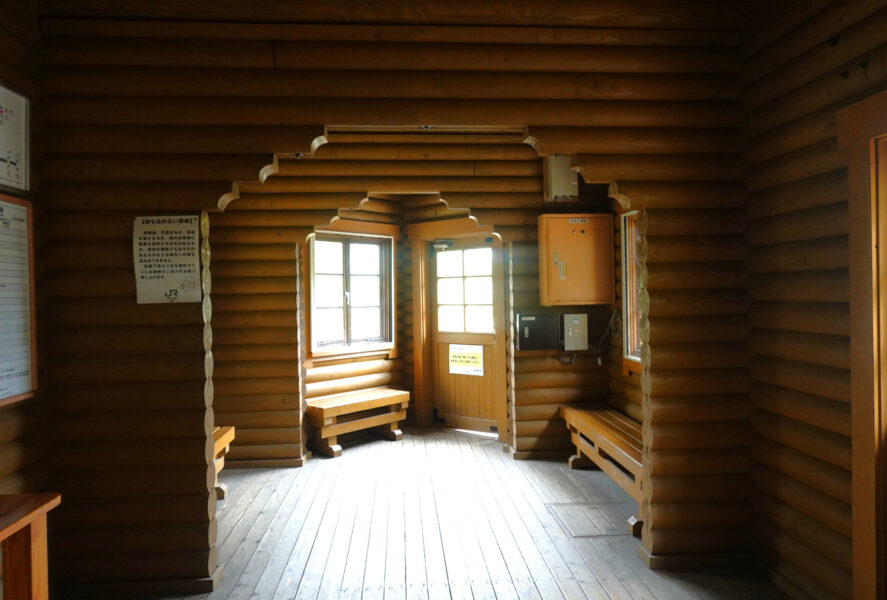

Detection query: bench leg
(568, 451), (596, 470)
(3, 515), (49, 600)
(318, 435), (343, 458)
(380, 423), (403, 441)
(215, 482), (229, 500)
(379, 404), (404, 441)
(627, 515), (643, 538)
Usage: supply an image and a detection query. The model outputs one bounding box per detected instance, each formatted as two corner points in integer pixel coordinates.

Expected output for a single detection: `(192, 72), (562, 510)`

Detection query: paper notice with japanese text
(0, 197), (32, 400)
(133, 216), (201, 304)
(448, 343), (484, 376)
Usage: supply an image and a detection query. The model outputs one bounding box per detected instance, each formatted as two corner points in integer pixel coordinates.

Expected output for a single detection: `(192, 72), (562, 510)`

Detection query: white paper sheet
(448, 343), (484, 376)
(133, 215), (201, 304)
(0, 83), (29, 191)
(0, 198), (31, 399)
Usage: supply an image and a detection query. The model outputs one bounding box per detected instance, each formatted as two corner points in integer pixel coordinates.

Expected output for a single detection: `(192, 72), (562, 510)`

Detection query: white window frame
(308, 231), (396, 356)
(621, 211), (642, 365)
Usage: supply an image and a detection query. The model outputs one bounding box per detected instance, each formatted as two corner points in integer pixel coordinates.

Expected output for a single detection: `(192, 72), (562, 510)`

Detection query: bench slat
(562, 406), (642, 462)
(307, 389), (409, 418)
(321, 409), (407, 438)
(561, 405), (644, 503)
(213, 426), (236, 454)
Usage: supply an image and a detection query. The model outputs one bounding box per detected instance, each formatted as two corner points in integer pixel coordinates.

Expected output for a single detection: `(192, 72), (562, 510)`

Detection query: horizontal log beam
(752, 383), (850, 437)
(750, 329), (849, 371)
(752, 465), (851, 537)
(576, 154), (743, 182)
(36, 3), (743, 30)
(751, 301), (849, 337)
(42, 97), (741, 128)
(41, 19), (742, 46)
(751, 438), (850, 504)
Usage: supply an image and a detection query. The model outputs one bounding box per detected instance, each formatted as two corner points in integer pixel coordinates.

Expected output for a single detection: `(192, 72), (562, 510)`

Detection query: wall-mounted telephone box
(515, 313), (559, 351)
(538, 213), (614, 306)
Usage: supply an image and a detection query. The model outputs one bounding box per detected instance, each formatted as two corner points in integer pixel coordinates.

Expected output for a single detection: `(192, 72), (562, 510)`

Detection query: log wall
(741, 2), (887, 598)
(0, 2), (45, 499)
(578, 161), (750, 566)
(34, 6), (747, 591)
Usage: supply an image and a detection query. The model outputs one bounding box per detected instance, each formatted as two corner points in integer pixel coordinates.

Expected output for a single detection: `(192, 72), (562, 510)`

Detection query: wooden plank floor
(171, 428), (787, 600)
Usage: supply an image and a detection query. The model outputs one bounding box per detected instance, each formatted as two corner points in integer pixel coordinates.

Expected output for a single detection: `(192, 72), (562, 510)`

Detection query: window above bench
(621, 211), (642, 374)
(309, 230), (395, 358)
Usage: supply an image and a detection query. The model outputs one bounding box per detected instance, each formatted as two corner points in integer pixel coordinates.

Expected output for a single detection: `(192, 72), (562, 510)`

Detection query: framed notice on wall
(0, 81), (29, 192)
(0, 193), (35, 406)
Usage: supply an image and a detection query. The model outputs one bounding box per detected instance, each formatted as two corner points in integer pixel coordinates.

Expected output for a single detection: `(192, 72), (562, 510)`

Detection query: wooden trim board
(837, 87), (887, 600)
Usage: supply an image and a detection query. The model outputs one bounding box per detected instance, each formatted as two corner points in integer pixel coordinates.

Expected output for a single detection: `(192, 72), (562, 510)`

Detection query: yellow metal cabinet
(537, 213), (614, 306)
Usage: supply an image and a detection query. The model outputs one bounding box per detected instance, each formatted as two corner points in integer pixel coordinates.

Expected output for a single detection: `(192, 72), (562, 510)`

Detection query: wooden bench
(560, 405), (643, 505)
(306, 388), (409, 457)
(212, 425), (236, 499)
(0, 493), (61, 600)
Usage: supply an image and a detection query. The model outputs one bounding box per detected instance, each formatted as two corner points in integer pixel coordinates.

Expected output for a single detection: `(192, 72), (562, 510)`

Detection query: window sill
(622, 357), (642, 376)
(308, 343), (397, 366)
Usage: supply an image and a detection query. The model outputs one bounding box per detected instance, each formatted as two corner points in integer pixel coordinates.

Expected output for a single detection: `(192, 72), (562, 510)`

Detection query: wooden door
(429, 236), (505, 434)
(839, 90), (887, 599)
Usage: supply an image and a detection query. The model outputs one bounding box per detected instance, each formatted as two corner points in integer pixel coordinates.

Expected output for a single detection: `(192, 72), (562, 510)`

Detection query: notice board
(0, 81), (29, 192)
(0, 193), (35, 406)
(133, 215), (201, 304)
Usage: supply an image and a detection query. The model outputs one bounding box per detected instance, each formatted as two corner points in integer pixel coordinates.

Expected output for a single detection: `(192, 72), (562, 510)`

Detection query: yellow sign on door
(449, 344), (484, 376)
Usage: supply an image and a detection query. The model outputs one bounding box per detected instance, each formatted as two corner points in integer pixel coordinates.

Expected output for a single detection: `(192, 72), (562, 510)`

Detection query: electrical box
(537, 213), (614, 306)
(562, 313), (589, 351)
(515, 313), (559, 351)
(543, 156), (578, 202)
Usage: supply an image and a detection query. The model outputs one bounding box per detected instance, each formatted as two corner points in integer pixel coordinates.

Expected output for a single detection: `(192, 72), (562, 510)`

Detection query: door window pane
(314, 275), (344, 308)
(464, 276), (492, 305)
(436, 250), (463, 277)
(463, 247), (492, 276)
(437, 278), (464, 305)
(465, 305), (494, 333)
(350, 307), (382, 340)
(438, 305), (464, 332)
(349, 275), (380, 307)
(314, 308), (345, 345)
(314, 240), (343, 274)
(349, 243), (380, 275)
(436, 246), (495, 334)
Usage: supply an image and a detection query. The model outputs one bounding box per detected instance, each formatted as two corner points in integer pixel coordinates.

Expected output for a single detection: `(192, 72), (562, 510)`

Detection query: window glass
(436, 245), (494, 334)
(465, 305), (494, 333)
(314, 240), (343, 274)
(437, 278), (464, 305)
(436, 250), (463, 277)
(622, 212), (642, 361)
(463, 247), (492, 276)
(349, 275), (380, 307)
(438, 305), (465, 332)
(314, 308), (345, 346)
(349, 243), (380, 275)
(350, 307), (382, 341)
(314, 274), (344, 308)
(464, 276), (492, 305)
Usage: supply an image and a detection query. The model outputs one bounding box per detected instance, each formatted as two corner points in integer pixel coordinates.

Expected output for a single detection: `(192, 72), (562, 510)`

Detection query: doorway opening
(838, 88), (887, 600)
(429, 235), (506, 435)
